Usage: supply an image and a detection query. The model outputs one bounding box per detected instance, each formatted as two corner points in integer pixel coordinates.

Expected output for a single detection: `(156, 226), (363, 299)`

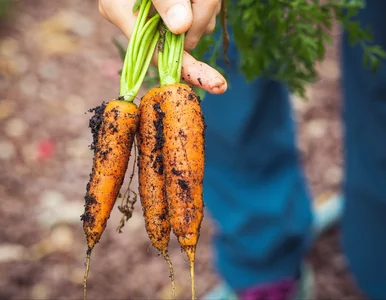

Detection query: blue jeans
(202, 1), (386, 298)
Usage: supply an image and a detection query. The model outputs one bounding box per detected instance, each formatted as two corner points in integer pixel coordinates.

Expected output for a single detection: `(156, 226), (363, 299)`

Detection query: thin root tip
(190, 260), (195, 300)
(83, 250), (92, 300)
(162, 250), (176, 298)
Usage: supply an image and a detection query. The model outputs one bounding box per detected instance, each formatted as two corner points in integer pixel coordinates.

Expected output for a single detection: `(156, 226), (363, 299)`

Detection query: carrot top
(158, 24), (184, 87)
(120, 0), (161, 101)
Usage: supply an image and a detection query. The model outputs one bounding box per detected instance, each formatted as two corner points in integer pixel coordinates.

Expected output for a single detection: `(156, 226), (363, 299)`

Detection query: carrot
(81, 1), (161, 299)
(82, 100), (139, 250)
(82, 100), (139, 245)
(157, 26), (205, 300)
(160, 83), (205, 299)
(137, 88), (175, 296)
(137, 89), (167, 251)
(81, 99), (139, 300)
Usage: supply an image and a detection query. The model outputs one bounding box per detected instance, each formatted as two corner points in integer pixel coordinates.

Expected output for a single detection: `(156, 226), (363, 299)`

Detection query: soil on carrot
(153, 103), (165, 152)
(0, 0), (364, 299)
(88, 103), (106, 152)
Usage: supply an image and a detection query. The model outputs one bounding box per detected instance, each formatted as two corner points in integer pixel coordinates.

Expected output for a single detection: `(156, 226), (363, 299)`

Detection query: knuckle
(204, 22), (216, 34)
(98, 1), (106, 18)
(185, 36), (200, 51)
(216, 2), (221, 15)
(208, 0), (220, 9)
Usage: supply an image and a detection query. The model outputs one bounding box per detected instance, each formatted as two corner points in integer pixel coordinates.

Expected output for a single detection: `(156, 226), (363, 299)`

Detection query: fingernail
(210, 78), (227, 94)
(166, 4), (188, 33)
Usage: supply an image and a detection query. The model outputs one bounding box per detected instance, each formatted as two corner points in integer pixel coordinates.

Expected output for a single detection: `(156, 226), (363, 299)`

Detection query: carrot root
(83, 249), (91, 300)
(162, 250), (175, 298)
(190, 259), (195, 300)
(116, 140), (138, 233)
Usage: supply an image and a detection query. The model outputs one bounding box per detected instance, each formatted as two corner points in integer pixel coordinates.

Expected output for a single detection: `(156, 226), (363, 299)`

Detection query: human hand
(99, 0), (227, 94)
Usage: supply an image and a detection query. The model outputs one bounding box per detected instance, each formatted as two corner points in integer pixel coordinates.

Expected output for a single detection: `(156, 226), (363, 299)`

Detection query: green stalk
(163, 36), (170, 71)
(165, 30), (172, 67)
(134, 14), (161, 79)
(119, 0), (161, 101)
(132, 31), (160, 97)
(158, 23), (185, 87)
(131, 0), (153, 64)
(124, 0), (146, 89)
(175, 34), (185, 81)
(168, 33), (177, 67)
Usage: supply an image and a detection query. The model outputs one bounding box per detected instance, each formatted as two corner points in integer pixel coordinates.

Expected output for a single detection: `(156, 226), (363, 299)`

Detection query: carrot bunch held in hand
(81, 0), (227, 299)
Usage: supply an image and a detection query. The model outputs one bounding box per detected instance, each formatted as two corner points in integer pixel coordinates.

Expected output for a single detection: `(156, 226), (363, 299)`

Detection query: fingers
(204, 15), (217, 35)
(181, 51), (227, 94)
(99, 0), (220, 51)
(98, 0), (108, 20)
(152, 0), (193, 34)
(98, 0), (227, 95)
(154, 51), (227, 94)
(98, 0), (136, 38)
(185, 0), (220, 51)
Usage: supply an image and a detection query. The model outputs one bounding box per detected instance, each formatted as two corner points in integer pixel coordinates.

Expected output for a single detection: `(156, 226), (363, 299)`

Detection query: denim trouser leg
(341, 1), (386, 298)
(201, 45), (313, 290)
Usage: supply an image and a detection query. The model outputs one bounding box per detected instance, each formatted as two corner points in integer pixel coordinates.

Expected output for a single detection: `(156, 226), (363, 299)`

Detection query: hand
(99, 0), (227, 94)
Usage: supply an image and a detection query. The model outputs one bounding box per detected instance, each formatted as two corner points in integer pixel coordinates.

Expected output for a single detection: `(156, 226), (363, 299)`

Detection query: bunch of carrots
(80, 1), (209, 299)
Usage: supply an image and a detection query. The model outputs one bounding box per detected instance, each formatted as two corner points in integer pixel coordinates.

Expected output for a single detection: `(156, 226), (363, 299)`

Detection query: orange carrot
(159, 83), (205, 300)
(137, 88), (175, 296)
(156, 20), (206, 298)
(82, 99), (138, 250)
(81, 99), (139, 300)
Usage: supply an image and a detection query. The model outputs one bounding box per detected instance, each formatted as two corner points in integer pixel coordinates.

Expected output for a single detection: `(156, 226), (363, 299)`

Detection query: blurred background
(0, 0), (365, 299)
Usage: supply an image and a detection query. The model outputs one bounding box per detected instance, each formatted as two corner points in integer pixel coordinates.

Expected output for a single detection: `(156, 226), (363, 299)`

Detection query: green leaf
(112, 38), (126, 61)
(189, 0), (385, 98)
(110, 0), (385, 99)
(132, 0), (141, 13)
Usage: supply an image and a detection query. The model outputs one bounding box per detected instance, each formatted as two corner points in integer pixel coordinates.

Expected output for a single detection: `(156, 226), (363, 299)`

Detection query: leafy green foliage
(112, 38), (126, 62)
(192, 0), (386, 98)
(0, 0), (13, 21)
(113, 0), (386, 99)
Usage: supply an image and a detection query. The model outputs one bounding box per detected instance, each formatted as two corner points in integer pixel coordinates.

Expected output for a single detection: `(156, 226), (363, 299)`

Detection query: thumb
(152, 0), (193, 34)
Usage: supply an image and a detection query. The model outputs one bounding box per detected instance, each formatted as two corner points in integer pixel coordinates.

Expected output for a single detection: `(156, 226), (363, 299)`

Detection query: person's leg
(201, 39), (314, 294)
(341, 1), (386, 298)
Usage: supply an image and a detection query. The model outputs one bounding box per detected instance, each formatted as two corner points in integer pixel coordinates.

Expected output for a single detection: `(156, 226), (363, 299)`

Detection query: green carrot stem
(165, 30), (172, 62)
(130, 31), (160, 98)
(129, 0), (152, 88)
(132, 0), (153, 63)
(175, 34), (185, 81)
(158, 50), (165, 84)
(119, 0), (161, 101)
(158, 23), (185, 86)
(168, 33), (177, 67)
(163, 36), (170, 71)
(125, 0), (146, 89)
(120, 53), (129, 95)
(134, 14), (161, 79)
(137, 13), (160, 52)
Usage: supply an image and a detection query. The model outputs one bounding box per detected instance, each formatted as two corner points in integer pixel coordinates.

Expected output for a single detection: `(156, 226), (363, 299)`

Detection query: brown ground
(0, 0), (366, 299)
